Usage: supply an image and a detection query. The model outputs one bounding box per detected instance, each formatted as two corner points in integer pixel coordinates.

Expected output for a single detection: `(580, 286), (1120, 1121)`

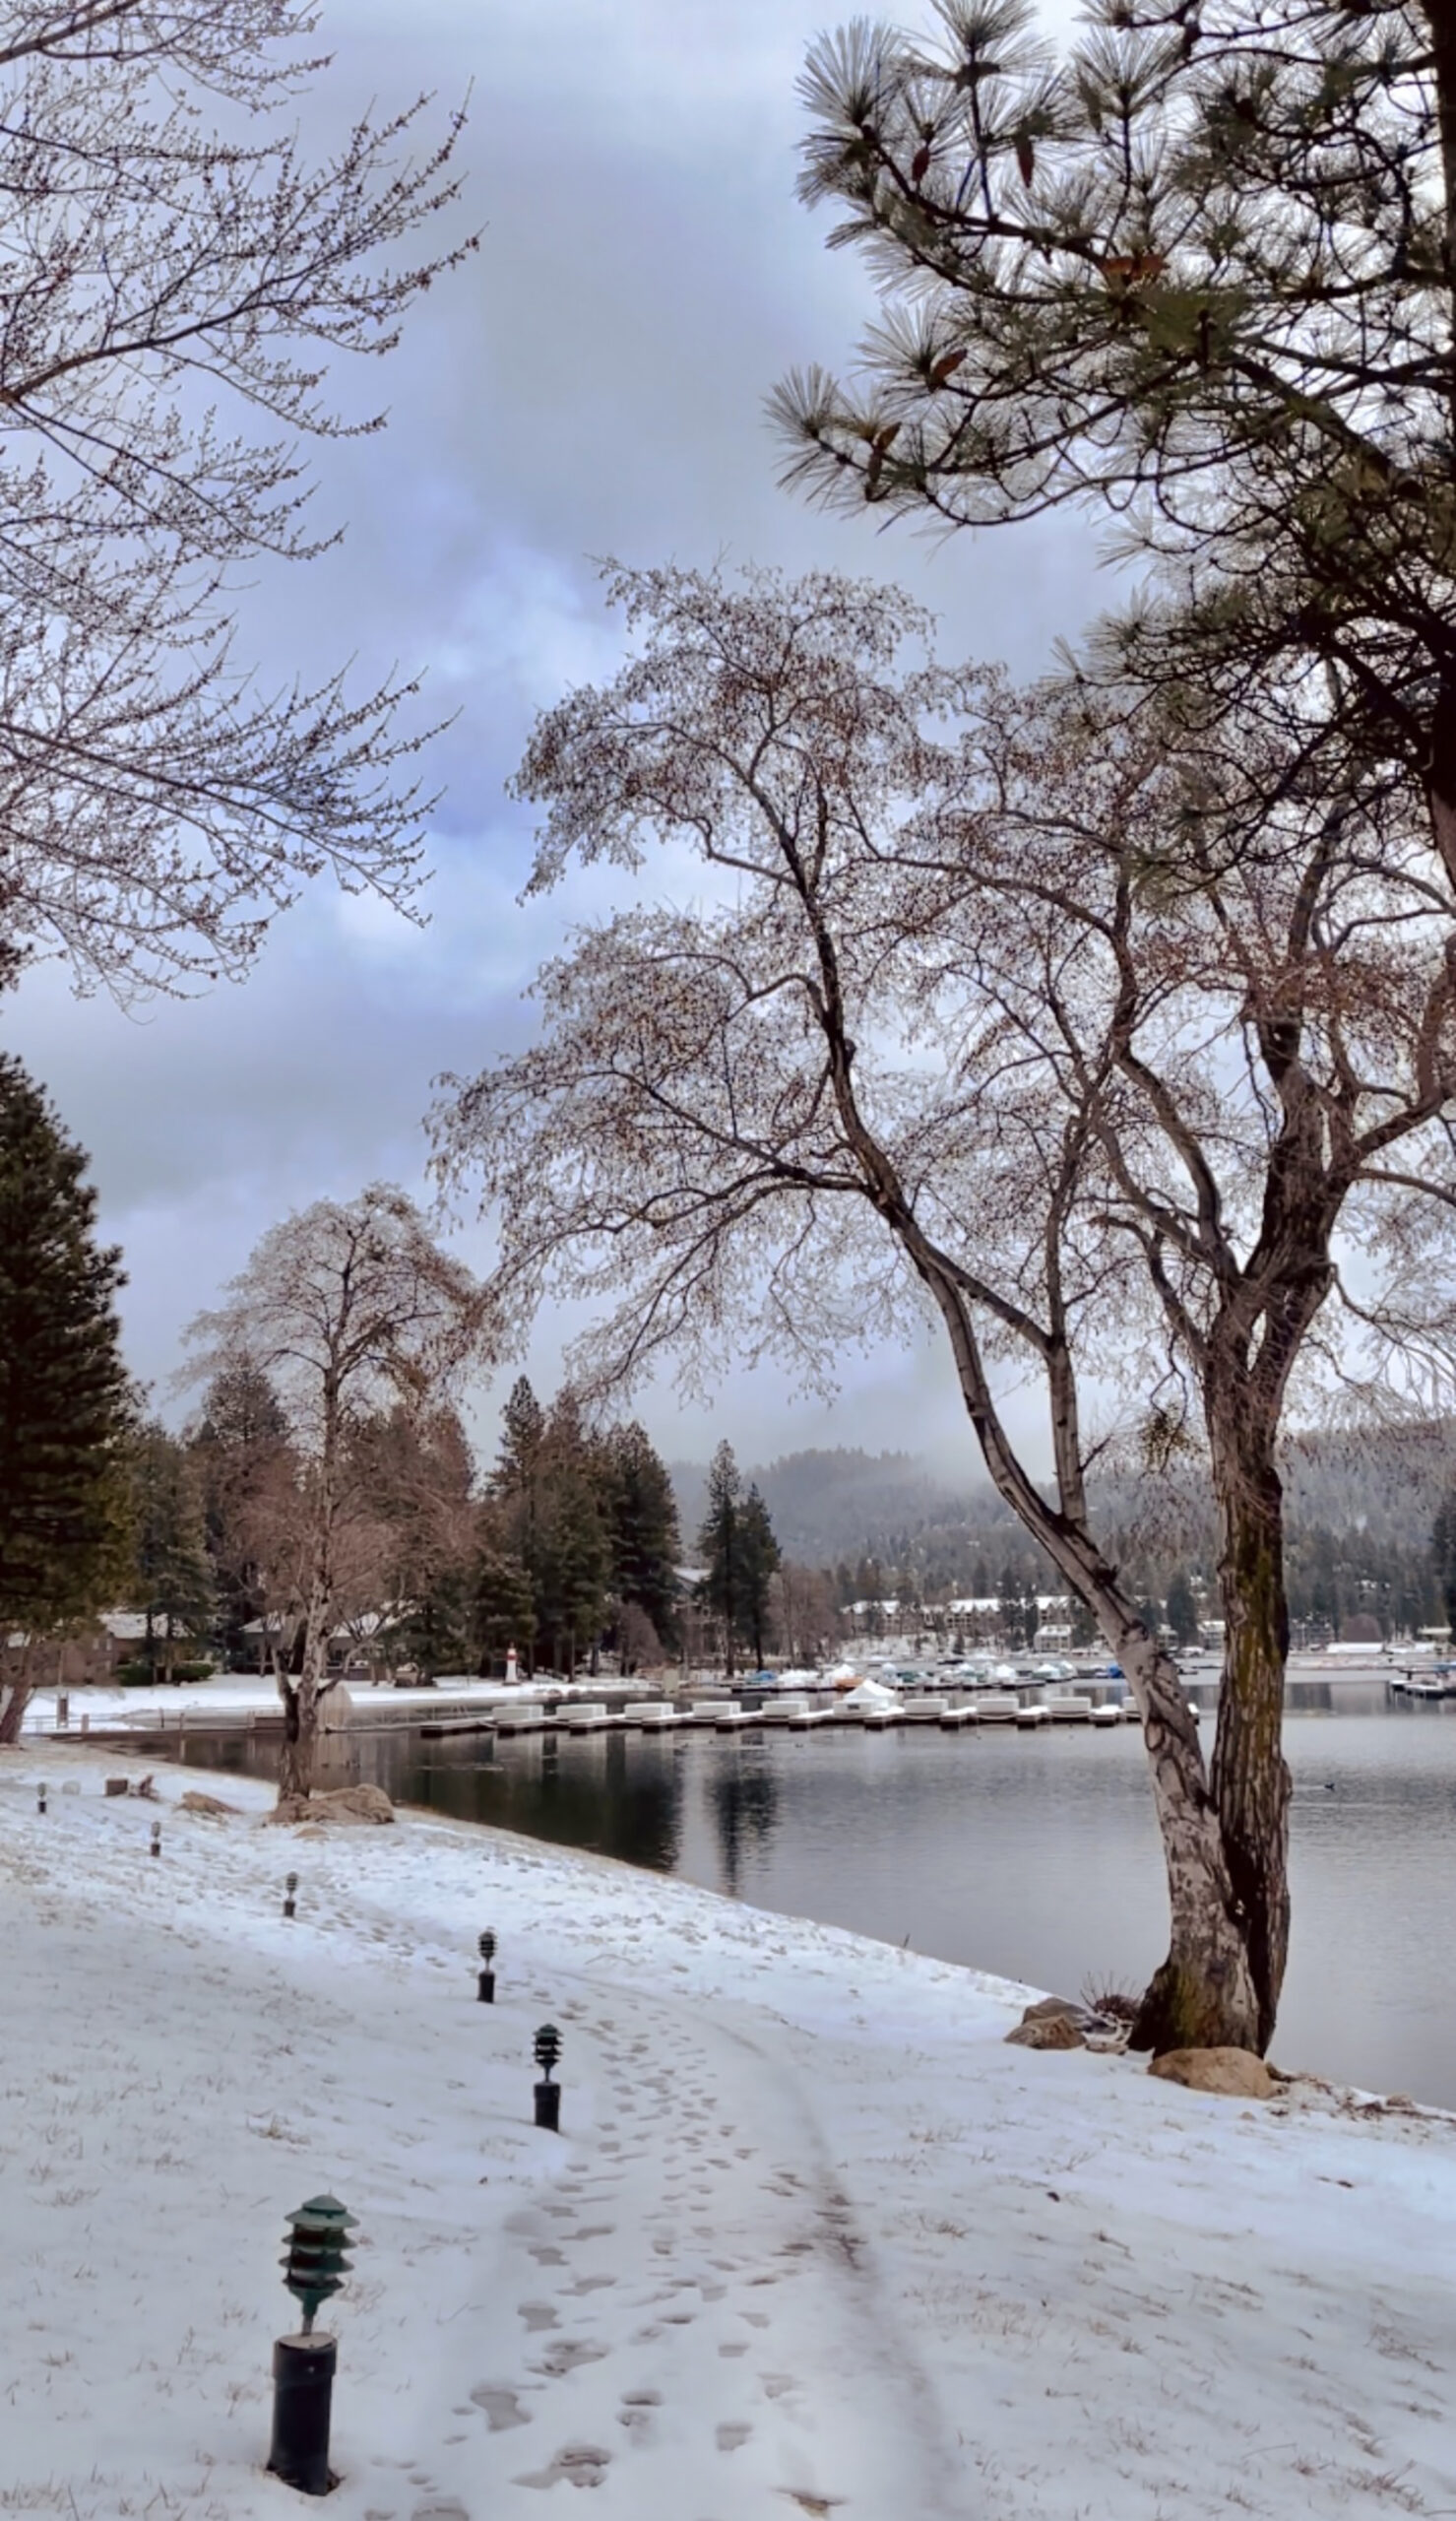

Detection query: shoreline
(4, 1746), (1456, 2517)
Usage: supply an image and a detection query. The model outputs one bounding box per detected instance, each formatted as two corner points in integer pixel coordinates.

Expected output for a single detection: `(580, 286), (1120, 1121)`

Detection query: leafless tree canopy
(436, 564), (1456, 1430)
(181, 1182), (491, 1794)
(433, 562), (1456, 2050)
(0, 1), (475, 995)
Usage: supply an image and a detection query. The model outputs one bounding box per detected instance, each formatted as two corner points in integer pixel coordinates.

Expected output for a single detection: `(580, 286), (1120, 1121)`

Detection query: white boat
(839, 1680), (903, 1723)
(493, 1701), (548, 1734)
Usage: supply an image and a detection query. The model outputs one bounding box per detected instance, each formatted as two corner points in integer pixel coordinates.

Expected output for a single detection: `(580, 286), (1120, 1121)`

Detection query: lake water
(185, 1696), (1456, 2107)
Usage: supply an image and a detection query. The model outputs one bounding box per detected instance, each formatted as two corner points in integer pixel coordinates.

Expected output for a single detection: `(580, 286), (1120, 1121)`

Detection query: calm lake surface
(188, 1694), (1456, 2107)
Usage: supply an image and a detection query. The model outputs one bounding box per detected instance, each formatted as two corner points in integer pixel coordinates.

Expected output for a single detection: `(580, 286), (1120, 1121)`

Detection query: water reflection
(709, 1749), (781, 1896)
(167, 1707), (1456, 2103)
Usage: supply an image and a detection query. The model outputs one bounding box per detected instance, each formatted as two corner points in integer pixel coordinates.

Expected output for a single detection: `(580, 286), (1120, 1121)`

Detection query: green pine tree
(601, 1421), (681, 1657)
(1165, 1570), (1200, 1650)
(697, 1447), (782, 1675)
(698, 1441), (744, 1679)
(735, 1487), (781, 1672)
(128, 1421), (217, 1679)
(0, 1055), (132, 1740)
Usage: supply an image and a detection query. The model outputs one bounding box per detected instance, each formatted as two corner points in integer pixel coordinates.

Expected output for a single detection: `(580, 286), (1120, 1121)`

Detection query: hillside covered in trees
(672, 1433), (1456, 1642)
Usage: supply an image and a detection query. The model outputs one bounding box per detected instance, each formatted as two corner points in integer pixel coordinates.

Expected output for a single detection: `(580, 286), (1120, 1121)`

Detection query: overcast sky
(7, 0), (1106, 1477)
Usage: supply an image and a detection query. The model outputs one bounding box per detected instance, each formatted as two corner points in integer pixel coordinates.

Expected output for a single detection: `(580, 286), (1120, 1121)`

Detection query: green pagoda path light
(150, 1818), (161, 1858)
(36, 1780), (46, 1814)
(476, 1928), (496, 2005)
(284, 1871), (298, 1921)
(534, 2023), (562, 2131)
(267, 2194), (357, 2496)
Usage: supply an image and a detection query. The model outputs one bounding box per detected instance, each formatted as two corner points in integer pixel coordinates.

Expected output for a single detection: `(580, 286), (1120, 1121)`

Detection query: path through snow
(3, 1751), (1455, 2520)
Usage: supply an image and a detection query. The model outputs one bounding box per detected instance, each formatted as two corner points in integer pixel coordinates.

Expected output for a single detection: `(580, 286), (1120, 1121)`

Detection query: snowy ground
(16, 1675), (644, 1735)
(3, 1750), (1455, 2521)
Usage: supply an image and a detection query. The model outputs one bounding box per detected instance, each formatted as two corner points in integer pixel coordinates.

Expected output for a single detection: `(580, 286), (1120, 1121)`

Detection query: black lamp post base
(534, 2079), (561, 2131)
(268, 2333), (338, 2495)
(476, 1970), (495, 2004)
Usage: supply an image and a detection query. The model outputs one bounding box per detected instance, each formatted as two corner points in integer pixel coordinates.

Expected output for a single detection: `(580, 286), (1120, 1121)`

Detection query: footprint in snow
(533, 2338), (609, 2378)
(514, 2442), (611, 2491)
(471, 2384), (533, 2432)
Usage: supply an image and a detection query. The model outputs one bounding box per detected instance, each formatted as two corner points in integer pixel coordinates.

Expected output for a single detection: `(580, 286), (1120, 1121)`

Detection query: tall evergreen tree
(1165, 1571), (1200, 1651)
(0, 1056), (132, 1742)
(472, 1532), (538, 1672)
(698, 1441), (744, 1679)
(534, 1395), (610, 1679)
(697, 1446), (782, 1675)
(189, 1361), (298, 1666)
(128, 1421), (216, 1679)
(601, 1422), (681, 1655)
(735, 1485), (782, 1672)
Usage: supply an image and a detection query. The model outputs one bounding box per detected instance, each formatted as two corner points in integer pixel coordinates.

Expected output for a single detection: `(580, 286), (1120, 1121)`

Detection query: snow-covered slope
(2, 1750), (1453, 2519)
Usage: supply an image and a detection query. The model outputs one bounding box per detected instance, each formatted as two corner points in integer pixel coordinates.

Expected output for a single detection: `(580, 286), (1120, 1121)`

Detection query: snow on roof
(99, 1610), (151, 1641)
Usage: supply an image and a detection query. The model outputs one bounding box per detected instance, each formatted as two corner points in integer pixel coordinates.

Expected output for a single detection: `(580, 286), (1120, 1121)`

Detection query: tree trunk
(0, 1663), (33, 1745)
(276, 1561), (333, 1803)
(1206, 1395), (1293, 2053)
(918, 1266), (1264, 2052)
(1118, 1623), (1262, 2052)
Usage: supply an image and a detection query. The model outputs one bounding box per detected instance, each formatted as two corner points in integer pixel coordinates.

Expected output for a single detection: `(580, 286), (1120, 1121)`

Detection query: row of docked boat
(466, 1689), (1152, 1739)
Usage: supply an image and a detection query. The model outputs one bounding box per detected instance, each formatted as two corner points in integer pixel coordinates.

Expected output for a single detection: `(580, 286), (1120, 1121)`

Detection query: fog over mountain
(671, 1429), (1456, 1587)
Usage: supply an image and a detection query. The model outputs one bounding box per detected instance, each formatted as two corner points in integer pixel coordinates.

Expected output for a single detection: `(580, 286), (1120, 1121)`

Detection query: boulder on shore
(270, 1783), (395, 1828)
(1149, 2046), (1275, 2101)
(179, 1789), (239, 1819)
(1005, 2011), (1085, 2051)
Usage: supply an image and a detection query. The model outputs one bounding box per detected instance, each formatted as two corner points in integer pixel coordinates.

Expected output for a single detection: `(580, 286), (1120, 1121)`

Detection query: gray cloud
(5, 0), (1107, 1477)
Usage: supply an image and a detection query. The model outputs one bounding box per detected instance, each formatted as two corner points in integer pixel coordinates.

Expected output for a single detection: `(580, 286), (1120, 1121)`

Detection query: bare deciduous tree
(181, 1184), (491, 1800)
(0, 1), (475, 997)
(434, 565), (1456, 2052)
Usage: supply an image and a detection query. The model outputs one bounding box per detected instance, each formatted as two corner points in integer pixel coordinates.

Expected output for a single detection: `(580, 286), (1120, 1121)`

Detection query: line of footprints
(437, 1990), (857, 2513)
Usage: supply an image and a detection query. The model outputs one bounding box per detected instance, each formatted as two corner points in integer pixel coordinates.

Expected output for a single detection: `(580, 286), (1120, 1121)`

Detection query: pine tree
(698, 1441), (744, 1679)
(489, 1384), (614, 1678)
(473, 1534), (537, 1672)
(0, 1056), (132, 1741)
(1165, 1570), (1200, 1650)
(188, 1362), (296, 1668)
(534, 1396), (610, 1679)
(697, 1447), (782, 1675)
(601, 1422), (681, 1658)
(735, 1486), (782, 1673)
(128, 1421), (216, 1679)
(776, 0), (1456, 880)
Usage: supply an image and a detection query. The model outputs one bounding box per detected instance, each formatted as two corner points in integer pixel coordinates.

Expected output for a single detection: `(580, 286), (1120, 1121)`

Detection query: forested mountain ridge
(670, 1430), (1456, 1629)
